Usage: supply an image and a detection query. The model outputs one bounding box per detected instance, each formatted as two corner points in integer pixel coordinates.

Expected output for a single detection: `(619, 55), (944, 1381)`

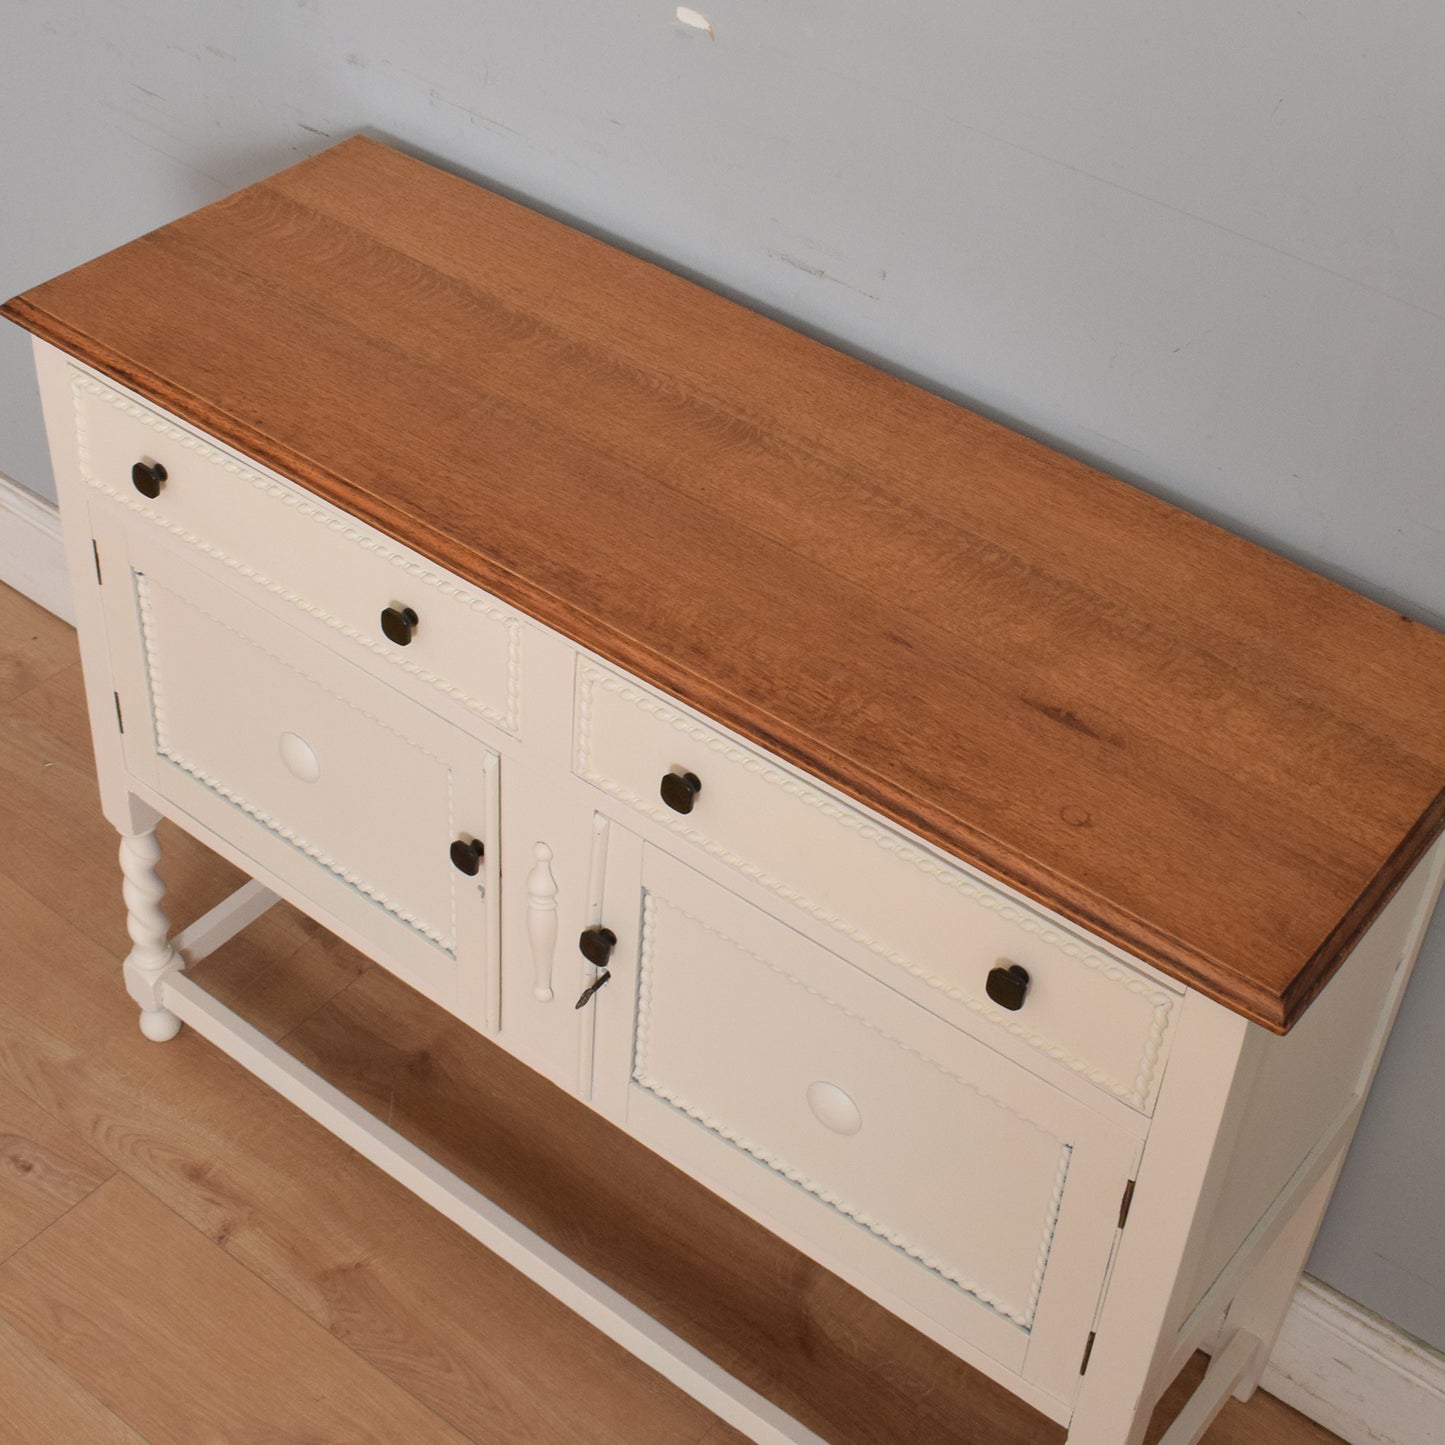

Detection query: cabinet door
(595, 843), (1140, 1408)
(95, 511), (498, 1024)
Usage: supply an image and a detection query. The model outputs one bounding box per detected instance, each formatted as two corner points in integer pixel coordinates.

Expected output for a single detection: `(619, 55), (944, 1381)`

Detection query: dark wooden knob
(660, 770), (702, 815)
(985, 963), (1031, 1011)
(131, 460), (167, 499)
(449, 838), (484, 875)
(381, 606), (419, 646)
(578, 926), (617, 969)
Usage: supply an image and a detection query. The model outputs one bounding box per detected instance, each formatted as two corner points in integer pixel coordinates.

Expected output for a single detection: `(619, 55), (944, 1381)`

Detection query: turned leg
(119, 828), (183, 1041)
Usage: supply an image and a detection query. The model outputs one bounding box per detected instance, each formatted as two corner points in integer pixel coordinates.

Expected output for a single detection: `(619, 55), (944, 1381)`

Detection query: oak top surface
(7, 135), (1445, 1031)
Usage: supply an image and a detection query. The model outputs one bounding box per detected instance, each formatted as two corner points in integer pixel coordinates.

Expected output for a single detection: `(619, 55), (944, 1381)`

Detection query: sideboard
(6, 136), (1445, 1445)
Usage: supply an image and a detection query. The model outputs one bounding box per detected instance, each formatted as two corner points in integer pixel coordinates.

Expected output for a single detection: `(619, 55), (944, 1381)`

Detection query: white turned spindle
(119, 829), (182, 1041)
(526, 842), (559, 1001)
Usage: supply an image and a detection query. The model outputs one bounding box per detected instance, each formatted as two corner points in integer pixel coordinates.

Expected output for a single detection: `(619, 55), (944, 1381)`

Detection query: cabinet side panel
(31, 339), (154, 832)
(1186, 839), (1445, 1309)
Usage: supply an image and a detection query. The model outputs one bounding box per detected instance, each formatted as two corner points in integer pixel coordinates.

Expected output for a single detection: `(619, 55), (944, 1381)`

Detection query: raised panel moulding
(631, 889), (1071, 1331)
(135, 572), (458, 953)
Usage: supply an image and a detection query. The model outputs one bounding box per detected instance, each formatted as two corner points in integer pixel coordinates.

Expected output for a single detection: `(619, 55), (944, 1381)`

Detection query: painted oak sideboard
(7, 137), (1445, 1445)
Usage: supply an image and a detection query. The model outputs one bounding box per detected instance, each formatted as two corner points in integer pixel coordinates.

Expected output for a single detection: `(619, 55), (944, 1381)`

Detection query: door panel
(97, 510), (496, 1021)
(609, 844), (1138, 1405)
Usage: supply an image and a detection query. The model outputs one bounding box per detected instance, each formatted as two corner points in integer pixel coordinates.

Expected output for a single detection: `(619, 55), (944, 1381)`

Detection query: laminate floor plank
(0, 1076), (113, 1263)
(0, 870), (191, 1142)
(1146, 1353), (1343, 1445)
(0, 659), (126, 958)
(0, 1312), (150, 1445)
(145, 1059), (728, 1445)
(184, 902), (371, 1042)
(0, 582), (74, 706)
(0, 658), (264, 965)
(696, 1424), (753, 1445)
(0, 1173), (475, 1445)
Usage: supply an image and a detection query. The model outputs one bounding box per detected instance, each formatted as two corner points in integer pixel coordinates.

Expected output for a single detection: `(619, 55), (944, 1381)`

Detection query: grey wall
(4, 0), (1444, 1349)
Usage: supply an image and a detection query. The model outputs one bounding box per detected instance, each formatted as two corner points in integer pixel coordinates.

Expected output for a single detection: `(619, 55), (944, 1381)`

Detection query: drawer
(619, 847), (1138, 1398)
(98, 514), (499, 1023)
(69, 367), (521, 735)
(577, 663), (1180, 1112)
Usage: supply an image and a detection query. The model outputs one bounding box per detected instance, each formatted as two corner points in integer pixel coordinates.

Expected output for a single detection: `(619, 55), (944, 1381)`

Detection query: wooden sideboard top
(7, 136), (1445, 1032)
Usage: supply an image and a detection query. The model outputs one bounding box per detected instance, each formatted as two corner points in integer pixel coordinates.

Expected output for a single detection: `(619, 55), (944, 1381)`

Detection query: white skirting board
(0, 472), (73, 624)
(2, 476), (1443, 1443)
(1260, 1276), (1445, 1445)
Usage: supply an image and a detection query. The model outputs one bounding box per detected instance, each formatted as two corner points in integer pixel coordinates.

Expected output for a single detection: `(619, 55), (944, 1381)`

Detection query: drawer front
(621, 847), (1137, 1399)
(70, 367), (521, 735)
(577, 663), (1179, 1112)
(100, 515), (498, 1020)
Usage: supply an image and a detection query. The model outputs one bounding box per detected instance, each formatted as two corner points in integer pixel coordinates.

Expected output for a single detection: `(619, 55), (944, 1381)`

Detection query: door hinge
(92, 539), (103, 585)
(114, 692), (124, 733)
(1118, 1178), (1136, 1230)
(1080, 1330), (1097, 1375)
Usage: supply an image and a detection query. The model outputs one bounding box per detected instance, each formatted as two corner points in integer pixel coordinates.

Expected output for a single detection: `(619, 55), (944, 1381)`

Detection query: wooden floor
(0, 578), (1347, 1445)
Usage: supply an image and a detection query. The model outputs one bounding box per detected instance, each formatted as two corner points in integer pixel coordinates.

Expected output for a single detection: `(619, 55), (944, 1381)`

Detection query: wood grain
(0, 1313), (148, 1445)
(1147, 1352), (1344, 1445)
(0, 582), (74, 706)
(185, 900), (370, 1042)
(0, 659), (267, 964)
(8, 139), (1444, 1029)
(0, 1173), (477, 1444)
(0, 1077), (112, 1263)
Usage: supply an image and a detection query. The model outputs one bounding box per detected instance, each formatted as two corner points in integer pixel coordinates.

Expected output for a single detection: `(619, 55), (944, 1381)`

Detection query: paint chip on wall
(676, 7), (714, 38)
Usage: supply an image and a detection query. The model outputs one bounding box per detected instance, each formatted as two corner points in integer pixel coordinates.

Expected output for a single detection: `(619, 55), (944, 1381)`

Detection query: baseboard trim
(1263, 1276), (1445, 1445)
(0, 474), (72, 625)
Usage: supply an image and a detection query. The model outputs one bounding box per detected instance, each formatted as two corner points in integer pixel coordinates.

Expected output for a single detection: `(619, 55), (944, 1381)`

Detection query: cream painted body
(32, 336), (1445, 1443)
